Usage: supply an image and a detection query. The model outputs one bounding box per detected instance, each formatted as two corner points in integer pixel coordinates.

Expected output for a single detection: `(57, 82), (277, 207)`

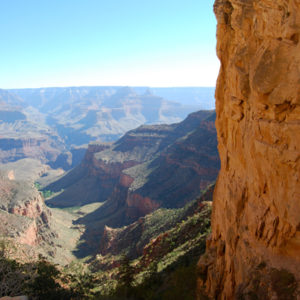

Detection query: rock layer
(0, 171), (56, 256)
(198, 0), (300, 299)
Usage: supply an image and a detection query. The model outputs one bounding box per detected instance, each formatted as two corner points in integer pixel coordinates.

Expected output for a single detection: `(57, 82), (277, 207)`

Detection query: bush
(25, 259), (68, 299)
(0, 257), (28, 297)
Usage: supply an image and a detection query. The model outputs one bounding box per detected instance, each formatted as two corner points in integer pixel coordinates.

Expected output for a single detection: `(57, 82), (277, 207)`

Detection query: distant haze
(9, 86), (216, 109)
(135, 87), (215, 108)
(0, 86), (215, 170)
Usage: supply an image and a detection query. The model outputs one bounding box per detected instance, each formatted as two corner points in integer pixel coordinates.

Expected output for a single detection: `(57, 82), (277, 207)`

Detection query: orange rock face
(126, 193), (160, 218)
(18, 221), (38, 246)
(198, 0), (300, 299)
(11, 196), (43, 219)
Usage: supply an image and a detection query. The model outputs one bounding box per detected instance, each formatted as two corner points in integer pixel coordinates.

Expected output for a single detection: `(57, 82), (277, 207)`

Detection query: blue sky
(0, 0), (219, 89)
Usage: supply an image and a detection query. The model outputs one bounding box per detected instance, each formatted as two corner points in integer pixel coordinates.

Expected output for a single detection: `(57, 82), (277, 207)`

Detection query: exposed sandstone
(17, 221), (38, 246)
(126, 193), (160, 218)
(198, 0), (300, 299)
(119, 173), (134, 188)
(0, 137), (62, 164)
(0, 172), (57, 257)
(10, 196), (43, 219)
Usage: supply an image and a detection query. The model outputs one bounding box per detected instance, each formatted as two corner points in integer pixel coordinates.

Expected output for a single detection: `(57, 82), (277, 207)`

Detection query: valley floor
(49, 202), (104, 265)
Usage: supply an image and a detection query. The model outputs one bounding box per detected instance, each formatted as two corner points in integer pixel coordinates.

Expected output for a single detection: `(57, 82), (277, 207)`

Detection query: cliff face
(0, 172), (56, 254)
(0, 137), (62, 164)
(46, 142), (138, 207)
(198, 0), (300, 299)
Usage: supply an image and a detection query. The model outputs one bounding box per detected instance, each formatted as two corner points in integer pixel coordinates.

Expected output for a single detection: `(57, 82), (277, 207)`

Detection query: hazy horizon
(6, 85), (216, 90)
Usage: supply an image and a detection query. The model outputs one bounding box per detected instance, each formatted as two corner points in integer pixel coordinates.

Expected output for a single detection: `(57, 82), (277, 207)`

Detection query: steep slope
(198, 1), (300, 299)
(0, 160), (94, 265)
(87, 186), (214, 299)
(97, 185), (214, 261)
(0, 186), (214, 300)
(124, 112), (218, 211)
(0, 170), (55, 254)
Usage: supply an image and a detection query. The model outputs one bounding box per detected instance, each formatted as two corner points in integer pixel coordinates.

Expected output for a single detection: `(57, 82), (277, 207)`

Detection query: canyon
(0, 84), (220, 283)
(197, 0), (300, 299)
(43, 110), (219, 256)
(0, 106), (219, 298)
(0, 169), (56, 257)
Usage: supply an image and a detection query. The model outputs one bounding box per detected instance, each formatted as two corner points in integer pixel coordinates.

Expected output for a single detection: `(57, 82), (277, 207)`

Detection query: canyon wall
(0, 170), (57, 259)
(0, 137), (62, 164)
(198, 0), (300, 299)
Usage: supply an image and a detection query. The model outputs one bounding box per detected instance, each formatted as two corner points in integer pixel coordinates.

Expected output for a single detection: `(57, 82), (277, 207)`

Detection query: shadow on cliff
(71, 187), (129, 258)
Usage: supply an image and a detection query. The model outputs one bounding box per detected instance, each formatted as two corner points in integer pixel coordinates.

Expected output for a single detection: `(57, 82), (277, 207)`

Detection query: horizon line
(4, 85), (216, 90)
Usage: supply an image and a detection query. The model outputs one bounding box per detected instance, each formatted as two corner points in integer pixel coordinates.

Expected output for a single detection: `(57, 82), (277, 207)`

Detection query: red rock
(126, 193), (160, 218)
(18, 221), (38, 246)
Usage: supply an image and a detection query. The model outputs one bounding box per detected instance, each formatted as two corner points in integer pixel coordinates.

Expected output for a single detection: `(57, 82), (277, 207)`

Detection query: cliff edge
(198, 0), (300, 299)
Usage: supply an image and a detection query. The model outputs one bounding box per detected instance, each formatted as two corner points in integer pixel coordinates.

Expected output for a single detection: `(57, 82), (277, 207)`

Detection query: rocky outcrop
(0, 137), (62, 164)
(111, 111), (218, 218)
(10, 196), (43, 219)
(126, 193), (160, 219)
(0, 172), (56, 251)
(198, 1), (300, 299)
(46, 142), (139, 207)
(18, 222), (38, 246)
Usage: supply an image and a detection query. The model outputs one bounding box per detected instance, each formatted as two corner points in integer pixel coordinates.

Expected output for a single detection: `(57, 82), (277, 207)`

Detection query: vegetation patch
(34, 182), (56, 199)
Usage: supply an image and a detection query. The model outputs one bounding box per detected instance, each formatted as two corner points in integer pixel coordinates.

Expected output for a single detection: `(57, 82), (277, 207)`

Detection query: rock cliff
(0, 171), (57, 258)
(198, 0), (300, 299)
